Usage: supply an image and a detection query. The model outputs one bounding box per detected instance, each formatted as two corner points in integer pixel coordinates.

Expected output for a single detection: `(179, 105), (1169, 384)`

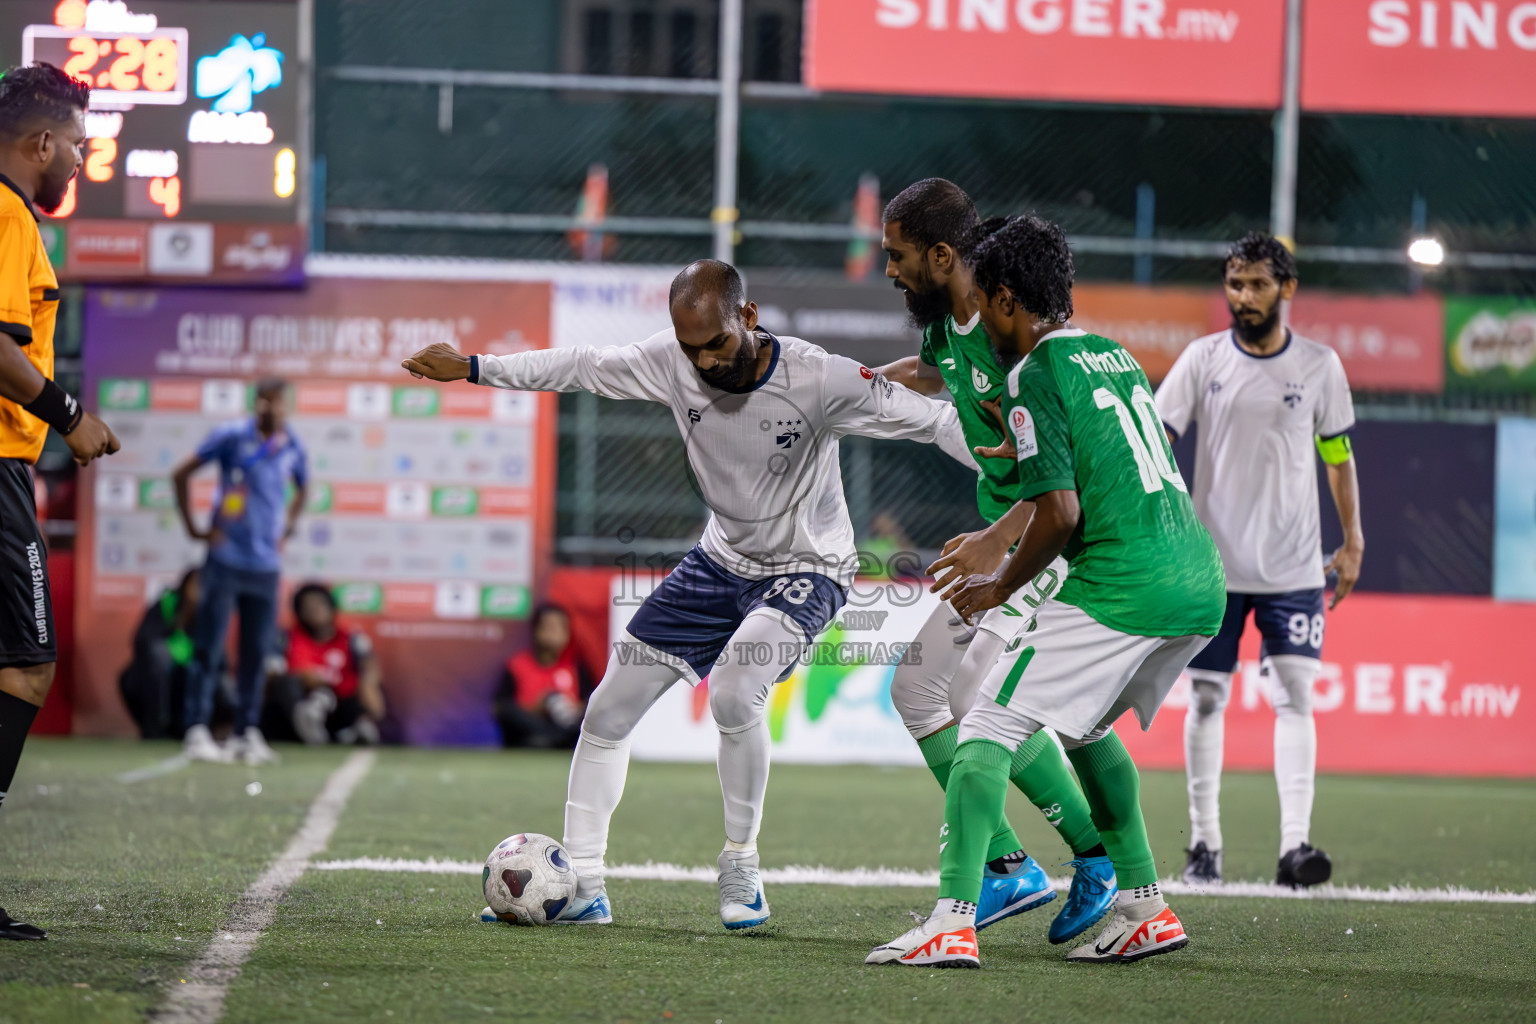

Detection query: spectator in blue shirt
(172, 378), (307, 765)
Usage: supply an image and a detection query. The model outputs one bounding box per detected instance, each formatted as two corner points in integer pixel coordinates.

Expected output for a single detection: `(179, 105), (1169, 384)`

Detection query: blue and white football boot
(552, 888), (614, 925)
(976, 854), (1057, 931)
(1048, 855), (1117, 944)
(478, 888), (613, 925)
(718, 849), (770, 930)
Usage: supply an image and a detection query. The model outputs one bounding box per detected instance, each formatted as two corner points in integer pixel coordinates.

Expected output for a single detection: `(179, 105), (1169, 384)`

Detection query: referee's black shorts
(0, 457), (54, 669)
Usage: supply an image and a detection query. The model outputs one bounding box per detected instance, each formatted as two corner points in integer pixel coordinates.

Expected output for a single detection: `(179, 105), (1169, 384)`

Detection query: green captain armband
(1315, 432), (1353, 465)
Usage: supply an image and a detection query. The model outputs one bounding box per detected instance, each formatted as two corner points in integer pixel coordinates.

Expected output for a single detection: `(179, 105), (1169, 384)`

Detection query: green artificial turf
(3, 740), (1533, 1023)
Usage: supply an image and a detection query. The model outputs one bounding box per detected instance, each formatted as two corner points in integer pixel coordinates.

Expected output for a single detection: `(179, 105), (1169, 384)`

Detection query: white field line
(116, 754), (192, 784)
(153, 750), (376, 1024)
(309, 856), (1536, 906)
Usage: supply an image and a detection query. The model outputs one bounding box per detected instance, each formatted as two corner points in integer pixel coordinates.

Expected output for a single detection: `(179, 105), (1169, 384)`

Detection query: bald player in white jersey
(403, 260), (976, 930)
(1155, 232), (1363, 889)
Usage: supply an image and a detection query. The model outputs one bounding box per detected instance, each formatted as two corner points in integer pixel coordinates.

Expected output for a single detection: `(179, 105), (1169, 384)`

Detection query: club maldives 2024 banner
(76, 277), (555, 744)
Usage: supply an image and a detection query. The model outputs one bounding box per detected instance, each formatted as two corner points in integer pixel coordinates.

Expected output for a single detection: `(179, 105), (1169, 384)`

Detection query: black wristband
(21, 378), (83, 435)
(469, 354), (480, 385)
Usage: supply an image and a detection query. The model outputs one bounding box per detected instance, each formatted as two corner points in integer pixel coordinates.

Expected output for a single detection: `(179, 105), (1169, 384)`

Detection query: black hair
(968, 214), (1075, 323)
(530, 603), (569, 630)
(669, 259), (745, 320)
(255, 377), (288, 400)
(0, 63), (90, 142)
(965, 216), (1010, 259)
(292, 582), (336, 630)
(1224, 230), (1296, 284)
(882, 178), (979, 253)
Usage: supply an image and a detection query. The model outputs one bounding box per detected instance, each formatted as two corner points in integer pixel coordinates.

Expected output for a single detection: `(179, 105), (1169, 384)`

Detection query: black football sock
(0, 690), (41, 814)
(987, 849), (1028, 874)
(1082, 843), (1108, 859)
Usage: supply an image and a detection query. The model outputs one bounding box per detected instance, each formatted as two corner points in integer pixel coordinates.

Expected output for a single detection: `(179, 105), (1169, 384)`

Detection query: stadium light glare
(1408, 237), (1445, 266)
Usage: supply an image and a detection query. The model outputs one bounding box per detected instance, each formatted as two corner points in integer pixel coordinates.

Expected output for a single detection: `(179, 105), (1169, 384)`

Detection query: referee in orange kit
(0, 63), (119, 941)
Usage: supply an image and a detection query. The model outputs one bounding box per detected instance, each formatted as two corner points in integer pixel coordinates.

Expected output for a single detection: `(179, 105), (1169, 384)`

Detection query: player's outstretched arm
(873, 356), (945, 396)
(950, 489), (1078, 623)
(401, 343), (472, 382)
(406, 336), (671, 404)
(823, 355), (976, 467)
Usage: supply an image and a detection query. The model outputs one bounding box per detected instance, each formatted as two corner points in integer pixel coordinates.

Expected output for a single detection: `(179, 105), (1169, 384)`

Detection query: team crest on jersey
(971, 365), (992, 392)
(1009, 406), (1038, 460)
(1283, 381), (1305, 408)
(775, 419), (803, 449)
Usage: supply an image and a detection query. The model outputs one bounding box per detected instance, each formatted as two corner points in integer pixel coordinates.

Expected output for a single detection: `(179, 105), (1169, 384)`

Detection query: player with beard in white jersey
(403, 259), (978, 930)
(1155, 232), (1364, 888)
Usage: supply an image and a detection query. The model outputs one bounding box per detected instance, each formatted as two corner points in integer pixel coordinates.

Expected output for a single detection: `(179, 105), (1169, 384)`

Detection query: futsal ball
(482, 832), (577, 925)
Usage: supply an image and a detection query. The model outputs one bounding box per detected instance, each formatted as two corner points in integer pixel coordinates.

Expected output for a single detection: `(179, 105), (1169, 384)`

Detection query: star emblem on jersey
(775, 419), (803, 449)
(1283, 382), (1305, 408)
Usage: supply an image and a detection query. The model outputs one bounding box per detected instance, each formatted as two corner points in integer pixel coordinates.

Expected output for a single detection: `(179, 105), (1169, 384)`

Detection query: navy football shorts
(1186, 588), (1326, 675)
(624, 546), (846, 680)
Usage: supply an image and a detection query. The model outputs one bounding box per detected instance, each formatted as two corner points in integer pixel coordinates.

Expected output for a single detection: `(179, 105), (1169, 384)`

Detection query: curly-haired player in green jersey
(868, 214), (1225, 968)
(870, 180), (1116, 947)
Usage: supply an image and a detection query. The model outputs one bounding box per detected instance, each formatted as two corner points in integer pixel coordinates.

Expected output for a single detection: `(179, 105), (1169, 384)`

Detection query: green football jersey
(1001, 328), (1226, 637)
(919, 314), (1017, 523)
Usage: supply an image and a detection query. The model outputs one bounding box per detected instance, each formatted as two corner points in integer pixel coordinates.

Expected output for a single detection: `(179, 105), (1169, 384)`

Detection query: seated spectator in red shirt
(494, 605), (590, 749)
(263, 583), (385, 745)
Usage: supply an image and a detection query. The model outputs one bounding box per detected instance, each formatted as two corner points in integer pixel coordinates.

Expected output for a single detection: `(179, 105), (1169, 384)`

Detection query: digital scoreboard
(0, 0), (306, 284)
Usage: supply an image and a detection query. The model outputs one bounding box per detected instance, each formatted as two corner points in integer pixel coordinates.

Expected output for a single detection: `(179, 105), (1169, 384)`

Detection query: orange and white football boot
(1066, 902), (1188, 963)
(866, 913), (980, 968)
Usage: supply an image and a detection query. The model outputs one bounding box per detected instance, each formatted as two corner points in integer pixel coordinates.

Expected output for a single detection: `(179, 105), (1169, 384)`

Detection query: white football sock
(710, 608), (803, 846)
(1117, 881), (1165, 915)
(1184, 672), (1230, 852)
(562, 644), (683, 898)
(563, 731), (631, 898)
(932, 898), (977, 926)
(1269, 656), (1320, 857)
(716, 716), (771, 845)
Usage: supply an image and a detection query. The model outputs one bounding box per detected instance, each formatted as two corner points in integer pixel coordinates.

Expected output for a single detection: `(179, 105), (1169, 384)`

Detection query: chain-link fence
(315, 0), (1536, 294)
(311, 0), (1536, 588)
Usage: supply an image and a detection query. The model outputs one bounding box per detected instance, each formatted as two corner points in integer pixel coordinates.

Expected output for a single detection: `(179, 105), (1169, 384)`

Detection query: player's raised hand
(1324, 542), (1363, 609)
(927, 528), (1010, 598)
(948, 571), (1008, 624)
(401, 343), (472, 382)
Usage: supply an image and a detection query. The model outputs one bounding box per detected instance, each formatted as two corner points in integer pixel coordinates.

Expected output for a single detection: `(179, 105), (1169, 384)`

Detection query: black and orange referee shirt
(0, 171), (60, 465)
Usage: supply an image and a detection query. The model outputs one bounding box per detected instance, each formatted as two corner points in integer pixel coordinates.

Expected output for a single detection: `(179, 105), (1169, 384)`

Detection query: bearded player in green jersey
(872, 179), (1116, 946)
(868, 215), (1225, 968)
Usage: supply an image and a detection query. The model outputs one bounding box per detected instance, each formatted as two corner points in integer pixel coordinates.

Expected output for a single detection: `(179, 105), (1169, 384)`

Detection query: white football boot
(480, 888), (613, 924)
(229, 727), (279, 766)
(717, 850), (769, 930)
(182, 724), (232, 763)
(866, 912), (980, 968)
(1066, 900), (1188, 963)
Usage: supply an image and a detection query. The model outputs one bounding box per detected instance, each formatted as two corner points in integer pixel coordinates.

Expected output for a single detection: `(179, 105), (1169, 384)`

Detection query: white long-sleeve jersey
(473, 330), (975, 586)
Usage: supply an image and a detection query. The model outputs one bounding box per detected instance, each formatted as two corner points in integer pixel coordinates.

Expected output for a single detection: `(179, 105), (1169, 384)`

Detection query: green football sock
(1065, 732), (1158, 889)
(1010, 730), (1104, 857)
(918, 725), (1023, 863)
(938, 739), (1014, 902)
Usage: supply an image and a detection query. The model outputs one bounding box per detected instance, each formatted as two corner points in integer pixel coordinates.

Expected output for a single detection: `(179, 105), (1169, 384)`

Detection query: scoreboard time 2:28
(0, 0), (305, 284)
